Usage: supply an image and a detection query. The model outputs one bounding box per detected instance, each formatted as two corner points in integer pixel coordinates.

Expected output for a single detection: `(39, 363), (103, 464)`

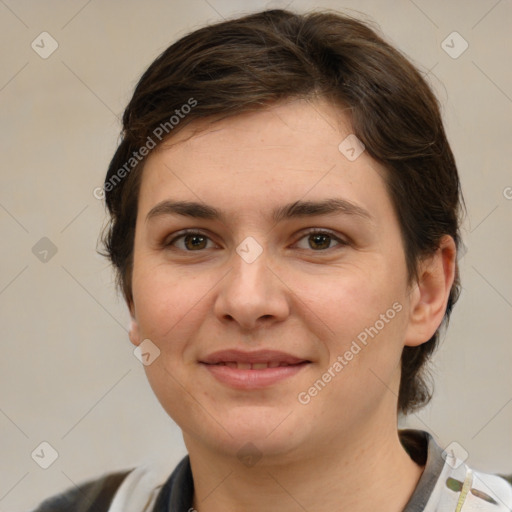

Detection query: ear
(128, 301), (141, 347)
(404, 235), (457, 347)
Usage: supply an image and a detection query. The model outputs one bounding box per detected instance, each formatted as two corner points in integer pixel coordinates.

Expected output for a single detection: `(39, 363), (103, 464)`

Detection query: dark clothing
(32, 470), (131, 511)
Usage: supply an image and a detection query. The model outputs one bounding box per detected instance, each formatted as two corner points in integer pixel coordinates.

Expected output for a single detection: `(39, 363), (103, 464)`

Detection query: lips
(213, 361), (294, 370)
(200, 349), (309, 367)
(199, 349), (311, 390)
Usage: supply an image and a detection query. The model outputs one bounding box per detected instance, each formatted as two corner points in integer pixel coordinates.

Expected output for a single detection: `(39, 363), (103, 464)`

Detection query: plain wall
(0, 0), (511, 510)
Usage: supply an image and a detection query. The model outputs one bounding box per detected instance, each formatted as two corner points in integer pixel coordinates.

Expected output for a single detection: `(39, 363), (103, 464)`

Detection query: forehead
(154, 98), (354, 168)
(137, 98), (393, 222)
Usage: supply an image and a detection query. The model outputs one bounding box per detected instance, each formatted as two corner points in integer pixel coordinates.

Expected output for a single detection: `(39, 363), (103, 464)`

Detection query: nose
(213, 243), (290, 331)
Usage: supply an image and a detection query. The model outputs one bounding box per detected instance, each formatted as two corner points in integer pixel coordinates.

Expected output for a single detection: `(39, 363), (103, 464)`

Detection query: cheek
(296, 263), (408, 384)
(131, 263), (212, 348)
(300, 267), (400, 334)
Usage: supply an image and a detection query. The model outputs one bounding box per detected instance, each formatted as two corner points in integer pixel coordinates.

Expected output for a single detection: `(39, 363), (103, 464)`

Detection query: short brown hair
(100, 9), (464, 415)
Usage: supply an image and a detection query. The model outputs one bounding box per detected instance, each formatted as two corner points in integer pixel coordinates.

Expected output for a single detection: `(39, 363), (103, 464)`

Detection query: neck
(184, 420), (424, 512)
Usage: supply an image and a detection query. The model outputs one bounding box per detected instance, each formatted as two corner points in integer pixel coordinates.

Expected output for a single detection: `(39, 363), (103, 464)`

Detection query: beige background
(0, 0), (511, 510)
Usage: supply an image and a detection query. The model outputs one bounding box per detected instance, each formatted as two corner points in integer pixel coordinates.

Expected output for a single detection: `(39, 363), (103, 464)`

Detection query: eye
(164, 229), (347, 252)
(294, 230), (347, 251)
(166, 230), (217, 251)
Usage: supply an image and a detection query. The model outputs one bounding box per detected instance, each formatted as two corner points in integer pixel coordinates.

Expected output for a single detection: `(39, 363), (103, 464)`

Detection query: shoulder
(32, 468), (133, 512)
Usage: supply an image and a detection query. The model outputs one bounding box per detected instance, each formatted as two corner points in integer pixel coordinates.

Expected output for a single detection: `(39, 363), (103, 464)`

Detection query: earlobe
(405, 235), (457, 347)
(127, 301), (141, 347)
(128, 301), (141, 347)
(129, 317), (141, 347)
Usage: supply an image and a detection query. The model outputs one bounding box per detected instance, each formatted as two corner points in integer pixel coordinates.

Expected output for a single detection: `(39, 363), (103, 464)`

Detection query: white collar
(108, 460), (173, 512)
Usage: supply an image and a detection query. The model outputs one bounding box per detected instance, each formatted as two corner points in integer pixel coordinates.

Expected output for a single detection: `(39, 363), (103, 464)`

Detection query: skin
(128, 97), (456, 512)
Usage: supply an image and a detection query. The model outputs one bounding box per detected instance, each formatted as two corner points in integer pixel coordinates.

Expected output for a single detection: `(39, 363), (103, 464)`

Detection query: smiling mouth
(205, 361), (308, 370)
(201, 360), (310, 389)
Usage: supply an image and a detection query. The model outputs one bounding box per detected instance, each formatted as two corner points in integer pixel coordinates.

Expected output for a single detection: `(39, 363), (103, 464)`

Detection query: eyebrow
(145, 198), (373, 224)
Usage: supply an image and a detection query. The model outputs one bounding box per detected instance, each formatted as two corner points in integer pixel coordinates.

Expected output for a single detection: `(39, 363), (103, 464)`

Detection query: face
(128, 98), (422, 461)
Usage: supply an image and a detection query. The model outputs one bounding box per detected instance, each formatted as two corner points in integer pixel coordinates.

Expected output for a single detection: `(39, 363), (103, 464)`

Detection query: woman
(34, 8), (512, 512)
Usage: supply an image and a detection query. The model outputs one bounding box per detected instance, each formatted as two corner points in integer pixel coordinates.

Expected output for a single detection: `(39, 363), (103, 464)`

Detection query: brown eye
(183, 234), (208, 250)
(295, 230), (346, 251)
(308, 233), (332, 250)
(167, 231), (215, 251)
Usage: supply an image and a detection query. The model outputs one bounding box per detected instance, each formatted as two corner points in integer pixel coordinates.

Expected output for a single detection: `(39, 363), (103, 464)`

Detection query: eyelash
(164, 228), (348, 252)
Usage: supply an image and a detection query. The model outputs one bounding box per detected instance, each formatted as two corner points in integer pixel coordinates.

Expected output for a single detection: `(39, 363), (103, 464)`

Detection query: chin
(204, 433), (303, 464)
(183, 409), (311, 463)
